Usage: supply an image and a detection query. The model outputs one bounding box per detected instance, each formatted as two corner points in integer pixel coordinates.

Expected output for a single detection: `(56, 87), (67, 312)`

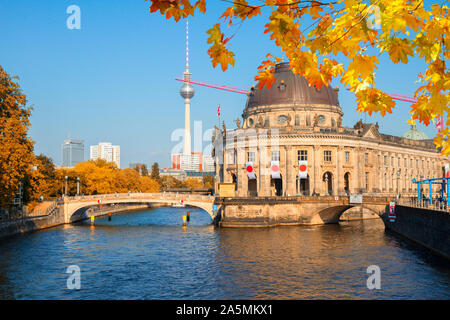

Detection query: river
(0, 207), (448, 299)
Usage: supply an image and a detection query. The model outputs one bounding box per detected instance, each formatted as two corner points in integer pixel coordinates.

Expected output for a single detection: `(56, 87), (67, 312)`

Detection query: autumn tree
(146, 0), (449, 152)
(184, 177), (203, 189)
(23, 154), (59, 202)
(0, 65), (35, 208)
(66, 160), (160, 195)
(203, 175), (214, 189)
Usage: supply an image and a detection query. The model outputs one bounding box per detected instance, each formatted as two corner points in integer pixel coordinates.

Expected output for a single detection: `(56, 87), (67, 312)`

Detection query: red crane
(175, 78), (418, 103)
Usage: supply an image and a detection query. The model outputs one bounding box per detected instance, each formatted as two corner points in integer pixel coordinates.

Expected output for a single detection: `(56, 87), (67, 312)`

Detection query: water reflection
(0, 207), (448, 299)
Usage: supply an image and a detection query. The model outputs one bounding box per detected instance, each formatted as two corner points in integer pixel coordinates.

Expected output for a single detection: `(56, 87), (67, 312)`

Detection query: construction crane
(175, 78), (418, 103)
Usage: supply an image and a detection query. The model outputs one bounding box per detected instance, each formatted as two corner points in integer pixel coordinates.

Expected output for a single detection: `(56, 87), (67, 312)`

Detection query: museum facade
(213, 62), (449, 198)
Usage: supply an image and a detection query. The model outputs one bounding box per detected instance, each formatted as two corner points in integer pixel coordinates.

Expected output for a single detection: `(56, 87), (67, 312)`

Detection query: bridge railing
(64, 192), (214, 202)
(397, 197), (450, 213)
(0, 200), (61, 223)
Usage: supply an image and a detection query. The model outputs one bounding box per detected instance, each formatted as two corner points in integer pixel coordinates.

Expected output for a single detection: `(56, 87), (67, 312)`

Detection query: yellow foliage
(0, 65), (35, 208)
(147, 0), (450, 154)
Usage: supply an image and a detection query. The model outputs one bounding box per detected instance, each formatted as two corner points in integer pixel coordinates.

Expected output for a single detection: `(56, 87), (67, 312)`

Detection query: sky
(0, 0), (439, 169)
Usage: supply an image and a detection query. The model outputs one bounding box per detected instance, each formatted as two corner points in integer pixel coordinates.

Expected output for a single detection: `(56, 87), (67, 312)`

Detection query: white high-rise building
(112, 145), (120, 169)
(180, 153), (200, 171)
(202, 154), (215, 172)
(90, 142), (120, 168)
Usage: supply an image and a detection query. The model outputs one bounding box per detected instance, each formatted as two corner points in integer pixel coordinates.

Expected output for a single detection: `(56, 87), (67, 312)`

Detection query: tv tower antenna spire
(186, 18), (189, 73)
(180, 18), (195, 155)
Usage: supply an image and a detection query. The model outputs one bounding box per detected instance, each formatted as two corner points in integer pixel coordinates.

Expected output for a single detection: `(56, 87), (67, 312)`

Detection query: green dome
(402, 125), (429, 140)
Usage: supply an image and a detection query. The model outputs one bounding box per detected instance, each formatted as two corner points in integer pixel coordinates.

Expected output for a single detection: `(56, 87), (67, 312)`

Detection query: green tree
(151, 162), (161, 182)
(0, 65), (35, 208)
(141, 164), (149, 176)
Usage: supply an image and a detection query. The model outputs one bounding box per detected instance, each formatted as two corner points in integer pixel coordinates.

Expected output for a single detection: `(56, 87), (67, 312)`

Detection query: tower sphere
(180, 81), (195, 99)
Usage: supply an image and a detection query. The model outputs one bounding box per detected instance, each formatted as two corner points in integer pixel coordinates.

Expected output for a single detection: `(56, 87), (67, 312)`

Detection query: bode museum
(213, 62), (449, 198)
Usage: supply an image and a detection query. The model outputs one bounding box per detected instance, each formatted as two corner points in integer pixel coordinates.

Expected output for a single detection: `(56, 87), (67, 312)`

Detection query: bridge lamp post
(396, 169), (401, 200)
(65, 175), (68, 196)
(76, 177), (80, 196)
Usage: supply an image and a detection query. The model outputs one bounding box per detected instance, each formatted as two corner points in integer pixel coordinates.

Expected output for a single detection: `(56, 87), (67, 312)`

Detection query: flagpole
(218, 104), (221, 130)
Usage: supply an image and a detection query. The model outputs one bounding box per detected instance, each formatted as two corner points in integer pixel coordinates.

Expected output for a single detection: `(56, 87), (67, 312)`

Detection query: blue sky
(0, 0), (438, 168)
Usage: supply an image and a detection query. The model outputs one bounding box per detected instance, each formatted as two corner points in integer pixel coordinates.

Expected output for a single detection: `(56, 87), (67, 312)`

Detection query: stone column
(282, 146), (287, 196)
(354, 147), (361, 193)
(312, 146), (318, 195)
(337, 146), (344, 195)
(286, 146), (296, 196)
(236, 144), (247, 197)
(258, 134), (270, 197)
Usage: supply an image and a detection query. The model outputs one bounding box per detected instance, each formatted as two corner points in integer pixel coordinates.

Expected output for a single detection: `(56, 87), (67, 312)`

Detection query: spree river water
(0, 207), (449, 299)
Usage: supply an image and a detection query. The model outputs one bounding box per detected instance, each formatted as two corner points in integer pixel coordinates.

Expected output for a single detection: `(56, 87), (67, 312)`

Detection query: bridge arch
(63, 193), (215, 224)
(309, 204), (384, 225)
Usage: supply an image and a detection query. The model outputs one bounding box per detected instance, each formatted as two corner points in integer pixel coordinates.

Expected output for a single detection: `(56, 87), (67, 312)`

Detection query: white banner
(445, 163), (449, 178)
(298, 160), (308, 179)
(350, 194), (363, 204)
(246, 162), (256, 179)
(271, 161), (281, 179)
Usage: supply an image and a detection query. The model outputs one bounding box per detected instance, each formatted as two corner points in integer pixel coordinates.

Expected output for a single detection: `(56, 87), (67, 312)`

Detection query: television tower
(179, 18), (194, 155)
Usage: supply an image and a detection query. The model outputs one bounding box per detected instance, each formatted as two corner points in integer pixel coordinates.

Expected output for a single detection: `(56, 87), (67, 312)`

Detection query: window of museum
(248, 152), (255, 162)
(391, 157), (394, 166)
(271, 150), (280, 161)
(295, 115), (300, 126)
(410, 159), (413, 167)
(364, 153), (369, 165)
(345, 152), (350, 162)
(384, 155), (387, 166)
(324, 150), (332, 162)
(398, 157), (401, 167)
(416, 159), (418, 168)
(298, 150), (307, 161)
(365, 172), (369, 191)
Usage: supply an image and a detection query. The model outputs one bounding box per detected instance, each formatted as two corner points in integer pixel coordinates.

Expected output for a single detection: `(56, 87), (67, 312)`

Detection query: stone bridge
(61, 193), (393, 227)
(62, 192), (216, 223)
(215, 195), (393, 227)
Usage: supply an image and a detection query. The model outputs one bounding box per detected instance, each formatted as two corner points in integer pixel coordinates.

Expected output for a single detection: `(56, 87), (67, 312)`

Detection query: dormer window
(318, 115), (325, 124)
(278, 80), (286, 92)
(278, 115), (288, 124)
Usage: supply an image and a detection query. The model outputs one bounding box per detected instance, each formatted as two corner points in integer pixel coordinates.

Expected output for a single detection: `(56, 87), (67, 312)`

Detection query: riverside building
(213, 62), (449, 198)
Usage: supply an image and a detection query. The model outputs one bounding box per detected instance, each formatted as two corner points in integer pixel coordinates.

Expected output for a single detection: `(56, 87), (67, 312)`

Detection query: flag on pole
(270, 161), (281, 179)
(246, 162), (256, 179)
(217, 104), (221, 118)
(436, 116), (444, 132)
(298, 161), (308, 179)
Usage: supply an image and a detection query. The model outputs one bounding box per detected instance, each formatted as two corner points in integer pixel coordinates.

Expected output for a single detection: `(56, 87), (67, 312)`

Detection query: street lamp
(324, 173), (329, 196)
(65, 175), (68, 196)
(76, 177), (80, 196)
(396, 169), (401, 199)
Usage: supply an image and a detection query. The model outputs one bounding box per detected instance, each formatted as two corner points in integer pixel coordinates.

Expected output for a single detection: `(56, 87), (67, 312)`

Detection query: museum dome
(245, 62), (340, 108)
(242, 62), (343, 129)
(402, 125), (429, 140)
